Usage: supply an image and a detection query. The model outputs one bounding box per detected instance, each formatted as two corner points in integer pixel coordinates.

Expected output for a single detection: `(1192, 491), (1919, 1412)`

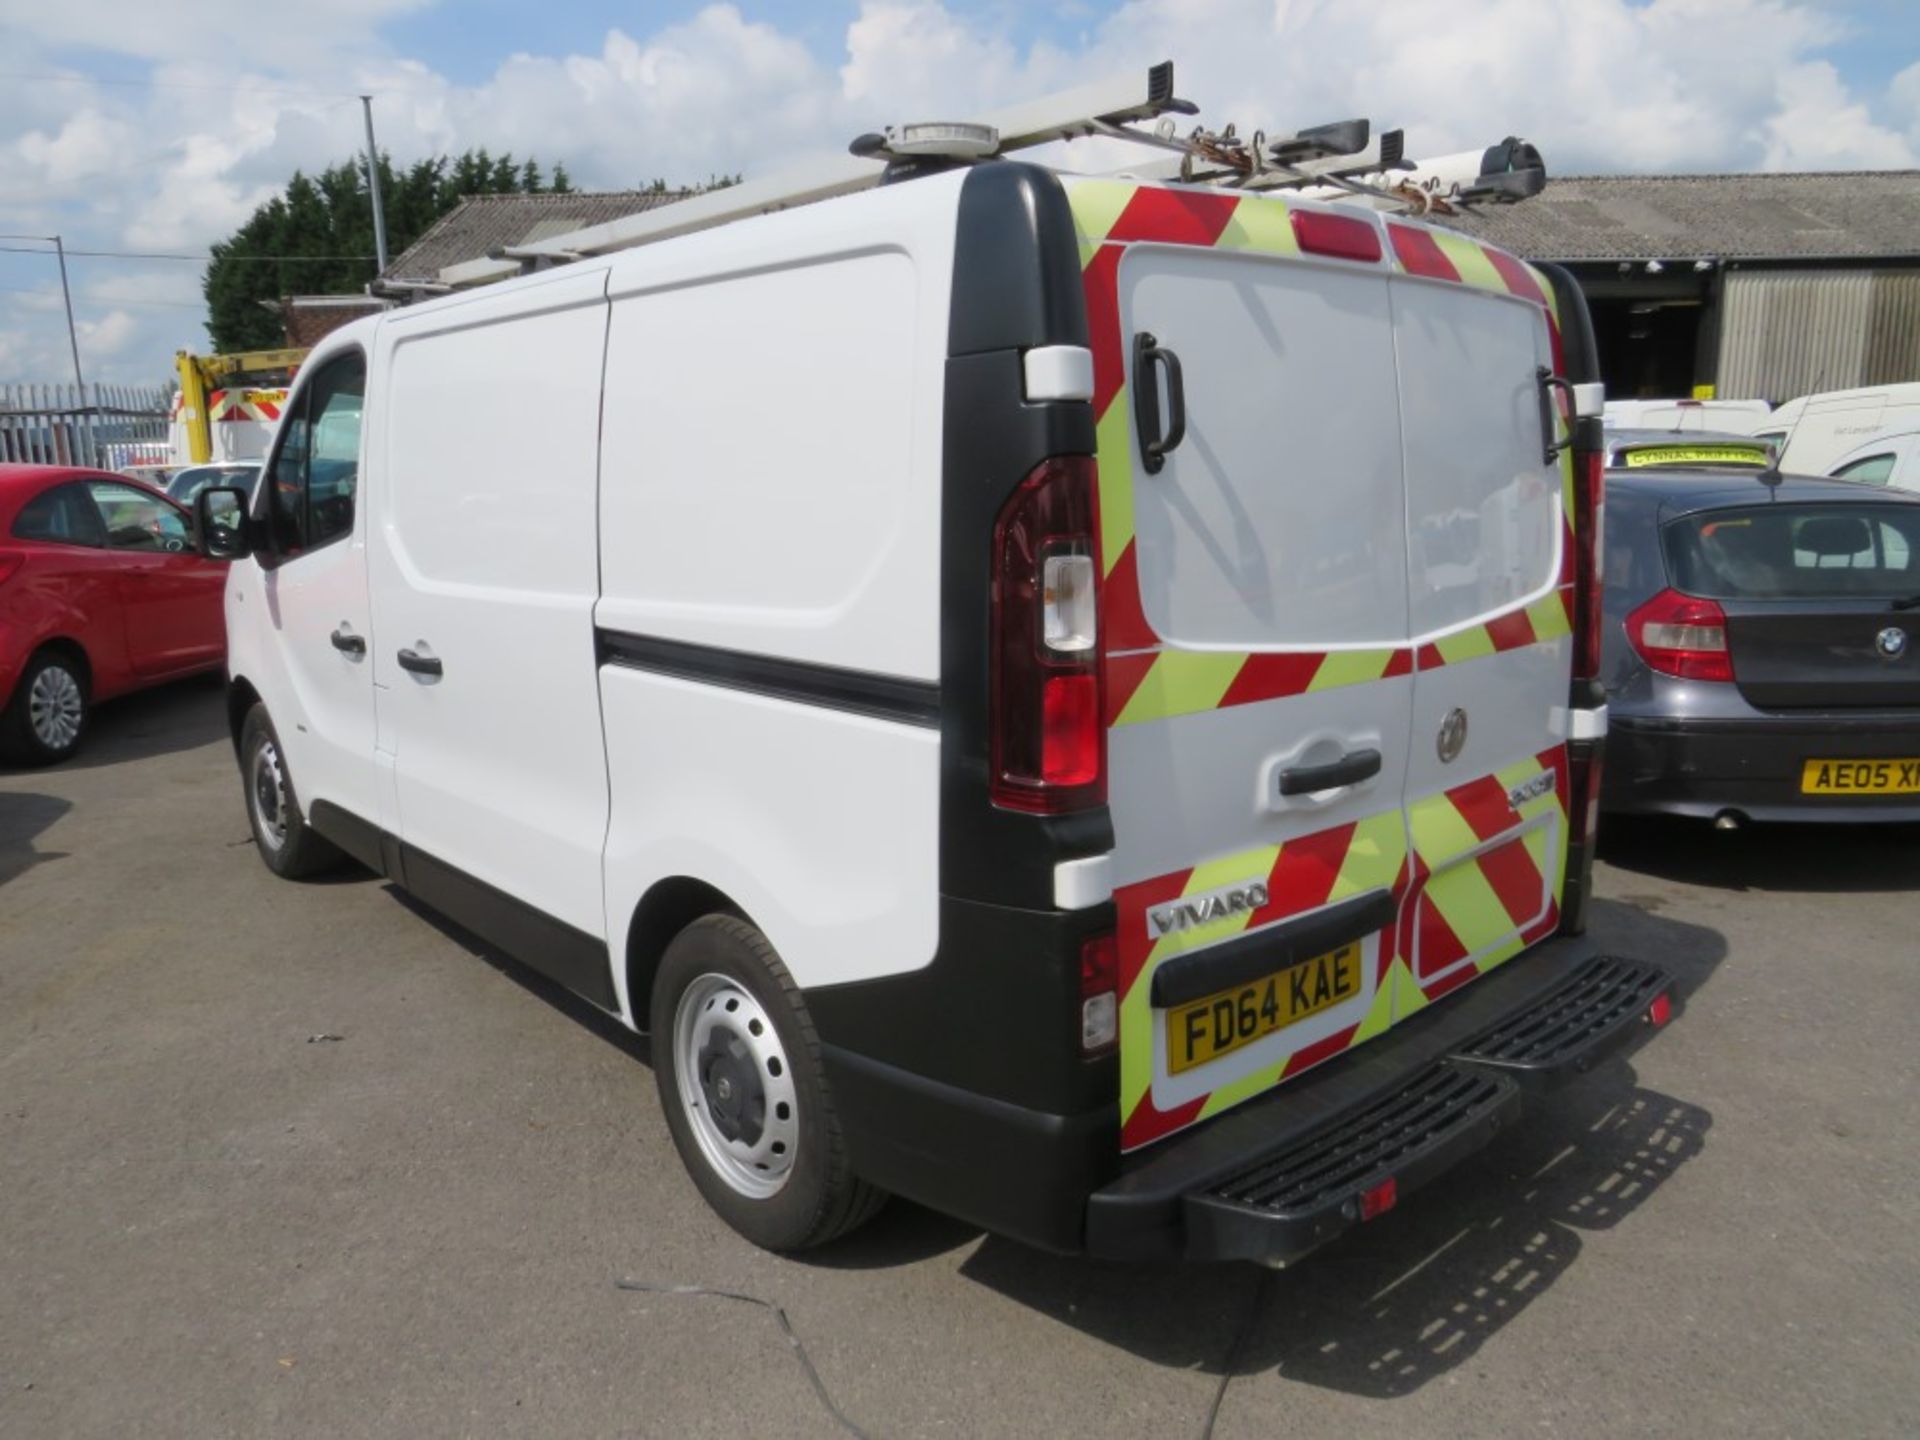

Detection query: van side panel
(597, 178), (959, 1012)
(369, 269), (614, 940)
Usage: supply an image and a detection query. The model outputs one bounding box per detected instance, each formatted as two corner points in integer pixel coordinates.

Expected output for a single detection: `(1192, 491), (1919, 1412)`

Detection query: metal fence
(0, 382), (172, 470)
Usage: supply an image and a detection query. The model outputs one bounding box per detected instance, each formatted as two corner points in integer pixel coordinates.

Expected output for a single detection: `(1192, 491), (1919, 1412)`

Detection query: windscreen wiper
(1890, 593), (1920, 611)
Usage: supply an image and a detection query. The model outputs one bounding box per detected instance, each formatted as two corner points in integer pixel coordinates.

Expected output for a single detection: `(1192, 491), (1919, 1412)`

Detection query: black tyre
(0, 649), (90, 766)
(238, 704), (343, 879)
(652, 915), (886, 1251)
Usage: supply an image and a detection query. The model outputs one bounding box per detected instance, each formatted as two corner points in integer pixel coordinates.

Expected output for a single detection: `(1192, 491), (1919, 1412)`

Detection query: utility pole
(51, 236), (85, 393)
(361, 95), (390, 274)
(52, 235), (93, 463)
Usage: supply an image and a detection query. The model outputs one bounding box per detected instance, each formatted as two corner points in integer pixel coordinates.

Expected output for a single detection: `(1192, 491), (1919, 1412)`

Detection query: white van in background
(1759, 383), (1920, 475)
(1826, 427), (1920, 491)
(1603, 398), (1771, 435)
(189, 106), (1671, 1263)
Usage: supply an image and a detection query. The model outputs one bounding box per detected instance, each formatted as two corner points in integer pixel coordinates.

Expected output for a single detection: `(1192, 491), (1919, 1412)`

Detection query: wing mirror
(194, 486), (253, 560)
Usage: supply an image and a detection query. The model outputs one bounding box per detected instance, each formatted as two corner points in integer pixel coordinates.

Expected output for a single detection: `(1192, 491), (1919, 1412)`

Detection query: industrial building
(1450, 170), (1920, 403)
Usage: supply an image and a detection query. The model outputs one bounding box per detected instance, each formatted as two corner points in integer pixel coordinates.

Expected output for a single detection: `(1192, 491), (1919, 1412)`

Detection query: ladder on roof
(436, 60), (1544, 289)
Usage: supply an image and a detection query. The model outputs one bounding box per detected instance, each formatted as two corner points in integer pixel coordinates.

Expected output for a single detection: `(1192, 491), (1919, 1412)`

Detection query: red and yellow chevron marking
(1405, 746), (1570, 1006)
(1066, 179), (1582, 726)
(1110, 746), (1572, 1152)
(207, 388), (285, 423)
(1112, 810), (1408, 1151)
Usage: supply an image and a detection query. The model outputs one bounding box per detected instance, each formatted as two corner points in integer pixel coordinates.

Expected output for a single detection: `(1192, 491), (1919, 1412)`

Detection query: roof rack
(437, 60), (1545, 288)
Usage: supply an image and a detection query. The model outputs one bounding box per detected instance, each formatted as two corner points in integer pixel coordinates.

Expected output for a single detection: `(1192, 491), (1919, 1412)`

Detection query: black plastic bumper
(1085, 944), (1674, 1265)
(1605, 712), (1920, 822)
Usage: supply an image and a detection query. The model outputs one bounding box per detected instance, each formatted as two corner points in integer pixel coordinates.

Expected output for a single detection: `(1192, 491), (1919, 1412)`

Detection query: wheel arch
(624, 875), (748, 1032)
(34, 636), (92, 689)
(225, 675), (261, 753)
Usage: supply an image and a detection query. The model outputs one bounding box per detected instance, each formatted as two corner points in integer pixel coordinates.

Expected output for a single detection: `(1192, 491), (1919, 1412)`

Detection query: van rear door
(1387, 242), (1576, 1012)
(1069, 182), (1417, 1152)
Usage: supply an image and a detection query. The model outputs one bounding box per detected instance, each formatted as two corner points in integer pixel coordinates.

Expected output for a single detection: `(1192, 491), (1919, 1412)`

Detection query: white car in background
(1826, 427), (1920, 492)
(1603, 398), (1772, 435)
(1757, 382), (1920, 476)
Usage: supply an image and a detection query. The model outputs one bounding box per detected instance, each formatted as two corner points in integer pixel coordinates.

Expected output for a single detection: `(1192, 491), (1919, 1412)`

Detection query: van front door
(367, 270), (616, 1007)
(255, 349), (381, 831)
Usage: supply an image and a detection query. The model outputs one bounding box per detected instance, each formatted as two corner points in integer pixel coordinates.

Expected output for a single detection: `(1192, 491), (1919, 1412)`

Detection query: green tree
(202, 148), (573, 351)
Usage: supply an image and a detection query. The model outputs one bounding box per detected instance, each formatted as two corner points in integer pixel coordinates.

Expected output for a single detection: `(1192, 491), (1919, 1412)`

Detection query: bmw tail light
(1627, 588), (1733, 682)
(990, 457), (1105, 813)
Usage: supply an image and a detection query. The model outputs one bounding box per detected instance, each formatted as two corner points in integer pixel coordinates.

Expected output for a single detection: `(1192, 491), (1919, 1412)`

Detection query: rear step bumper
(1086, 944), (1674, 1265)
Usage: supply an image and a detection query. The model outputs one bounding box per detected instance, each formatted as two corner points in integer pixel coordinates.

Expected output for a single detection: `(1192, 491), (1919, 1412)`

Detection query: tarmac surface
(2, 676), (1916, 1438)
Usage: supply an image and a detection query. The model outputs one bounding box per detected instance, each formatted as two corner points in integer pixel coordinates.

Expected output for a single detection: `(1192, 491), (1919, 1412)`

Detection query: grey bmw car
(1601, 468), (1920, 823)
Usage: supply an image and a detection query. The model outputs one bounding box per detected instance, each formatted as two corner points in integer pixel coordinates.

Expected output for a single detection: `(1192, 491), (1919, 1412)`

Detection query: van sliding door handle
(396, 648), (443, 677)
(1133, 331), (1187, 474)
(1279, 748), (1381, 796)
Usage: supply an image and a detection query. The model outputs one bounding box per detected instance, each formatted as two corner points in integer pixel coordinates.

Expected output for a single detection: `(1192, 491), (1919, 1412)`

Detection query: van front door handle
(329, 626), (366, 656)
(1279, 747), (1382, 796)
(396, 647), (443, 678)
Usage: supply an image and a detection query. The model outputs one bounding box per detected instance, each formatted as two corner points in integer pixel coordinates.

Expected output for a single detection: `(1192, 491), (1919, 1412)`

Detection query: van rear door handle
(1132, 331), (1187, 474)
(329, 626), (366, 656)
(1279, 748), (1381, 796)
(396, 647), (443, 677)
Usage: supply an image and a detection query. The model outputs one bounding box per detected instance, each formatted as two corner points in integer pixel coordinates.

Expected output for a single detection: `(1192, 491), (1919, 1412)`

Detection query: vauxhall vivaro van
(194, 105), (1673, 1262)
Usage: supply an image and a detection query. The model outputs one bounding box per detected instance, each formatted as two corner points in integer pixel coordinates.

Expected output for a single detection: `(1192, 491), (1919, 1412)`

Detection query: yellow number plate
(1801, 758), (1920, 795)
(1623, 445), (1769, 468)
(1166, 943), (1362, 1075)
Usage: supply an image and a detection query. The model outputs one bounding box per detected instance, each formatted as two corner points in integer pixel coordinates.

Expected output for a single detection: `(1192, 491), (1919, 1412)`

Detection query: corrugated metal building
(1448, 171), (1920, 403)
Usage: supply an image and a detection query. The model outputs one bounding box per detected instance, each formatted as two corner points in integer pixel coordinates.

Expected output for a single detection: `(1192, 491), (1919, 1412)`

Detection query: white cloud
(1, 0), (1913, 385)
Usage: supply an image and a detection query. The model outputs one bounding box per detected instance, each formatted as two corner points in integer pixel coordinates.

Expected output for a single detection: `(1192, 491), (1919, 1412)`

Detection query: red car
(0, 464), (228, 764)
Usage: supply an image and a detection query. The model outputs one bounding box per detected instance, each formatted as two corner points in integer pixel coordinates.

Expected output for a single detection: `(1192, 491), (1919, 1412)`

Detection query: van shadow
(954, 901), (1722, 1398)
(1599, 815), (1920, 894)
(0, 791), (72, 888)
(959, 1070), (1711, 1399)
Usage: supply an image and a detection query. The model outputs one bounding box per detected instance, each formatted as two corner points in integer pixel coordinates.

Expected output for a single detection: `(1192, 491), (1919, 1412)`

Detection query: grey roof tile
(381, 190), (690, 281)
(1444, 171), (1920, 261)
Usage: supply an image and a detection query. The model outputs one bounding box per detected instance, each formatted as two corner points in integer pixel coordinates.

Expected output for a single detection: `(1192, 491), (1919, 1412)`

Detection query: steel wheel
(672, 972), (801, 1199)
(249, 735), (290, 853)
(27, 663), (84, 752)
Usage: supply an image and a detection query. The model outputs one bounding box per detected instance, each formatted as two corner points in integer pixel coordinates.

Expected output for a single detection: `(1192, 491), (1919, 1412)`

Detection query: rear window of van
(1664, 504), (1920, 599)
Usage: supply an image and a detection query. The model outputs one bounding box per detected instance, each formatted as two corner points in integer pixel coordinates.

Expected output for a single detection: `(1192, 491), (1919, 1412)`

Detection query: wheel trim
(27, 664), (83, 750)
(673, 973), (800, 1200)
(250, 738), (291, 852)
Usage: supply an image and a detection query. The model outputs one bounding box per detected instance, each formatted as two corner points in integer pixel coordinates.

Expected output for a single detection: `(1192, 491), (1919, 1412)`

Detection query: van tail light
(1627, 588), (1734, 682)
(1291, 209), (1384, 263)
(990, 456), (1105, 814)
(1080, 931), (1118, 1054)
(1571, 448), (1605, 682)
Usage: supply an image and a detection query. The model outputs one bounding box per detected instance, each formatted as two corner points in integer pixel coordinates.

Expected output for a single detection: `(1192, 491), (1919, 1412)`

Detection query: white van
(1760, 383), (1920, 476)
(195, 152), (1672, 1262)
(1826, 427), (1920, 492)
(1603, 398), (1771, 435)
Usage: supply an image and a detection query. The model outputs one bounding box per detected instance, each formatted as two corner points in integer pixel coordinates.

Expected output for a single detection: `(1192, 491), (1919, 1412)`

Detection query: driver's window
(86, 482), (189, 552)
(268, 350), (365, 559)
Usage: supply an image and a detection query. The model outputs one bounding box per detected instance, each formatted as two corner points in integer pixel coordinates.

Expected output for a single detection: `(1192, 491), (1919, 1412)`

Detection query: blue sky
(4, 0), (1918, 385)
